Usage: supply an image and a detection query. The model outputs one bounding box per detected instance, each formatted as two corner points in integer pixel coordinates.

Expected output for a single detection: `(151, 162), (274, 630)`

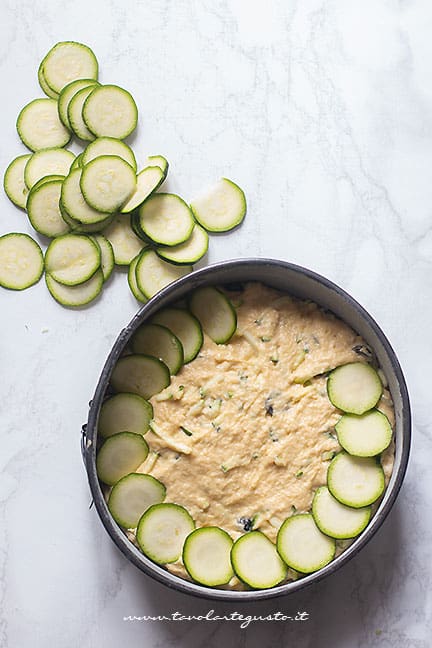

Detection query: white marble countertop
(1, 1), (431, 646)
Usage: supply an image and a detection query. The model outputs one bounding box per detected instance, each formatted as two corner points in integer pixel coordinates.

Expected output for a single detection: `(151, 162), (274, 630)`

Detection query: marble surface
(0, 0), (431, 646)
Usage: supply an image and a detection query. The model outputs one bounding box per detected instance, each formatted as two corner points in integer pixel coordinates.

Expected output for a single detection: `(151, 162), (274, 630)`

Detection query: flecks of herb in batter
(295, 470), (304, 478)
(238, 516), (255, 532)
(270, 355), (279, 365)
(260, 336), (271, 342)
(208, 398), (222, 412)
(323, 430), (337, 440)
(291, 505), (297, 515)
(322, 450), (338, 461)
(269, 429), (279, 442)
(211, 421), (221, 433)
(265, 395), (274, 417)
(180, 426), (193, 437)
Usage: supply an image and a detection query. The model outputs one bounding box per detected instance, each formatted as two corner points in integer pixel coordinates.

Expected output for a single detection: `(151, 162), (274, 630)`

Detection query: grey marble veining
(0, 1), (431, 646)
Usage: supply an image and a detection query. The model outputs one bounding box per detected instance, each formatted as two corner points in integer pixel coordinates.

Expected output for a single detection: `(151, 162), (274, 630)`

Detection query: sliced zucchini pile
(3, 41), (247, 304)
(44, 233), (106, 306)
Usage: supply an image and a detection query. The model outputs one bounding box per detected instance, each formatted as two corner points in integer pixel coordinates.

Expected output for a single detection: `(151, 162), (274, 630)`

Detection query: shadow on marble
(100, 500), (406, 648)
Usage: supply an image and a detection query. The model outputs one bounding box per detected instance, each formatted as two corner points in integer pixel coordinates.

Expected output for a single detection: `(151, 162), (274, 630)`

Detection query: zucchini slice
(156, 223), (209, 265)
(81, 136), (137, 170)
(108, 473), (166, 529)
(60, 207), (114, 234)
(89, 235), (115, 281)
(190, 177), (246, 232)
(110, 354), (171, 399)
(30, 174), (66, 193)
(82, 84), (138, 139)
(96, 432), (148, 486)
(131, 323), (184, 375)
(67, 86), (97, 141)
(138, 193), (194, 246)
(130, 211), (146, 241)
(327, 362), (383, 415)
(61, 169), (109, 224)
(128, 253), (147, 303)
(38, 66), (59, 99)
(146, 155), (169, 176)
(327, 452), (385, 508)
(312, 486), (371, 539)
(17, 98), (71, 151)
(103, 214), (147, 265)
(189, 286), (237, 344)
(58, 78), (99, 129)
(335, 409), (393, 457)
(3, 154), (32, 209)
(45, 234), (101, 285)
(136, 503), (195, 564)
(27, 179), (71, 238)
(80, 155), (136, 213)
(70, 153), (84, 170)
(24, 148), (75, 189)
(231, 531), (287, 589)
(277, 514), (336, 574)
(120, 166), (165, 213)
(183, 527), (234, 586)
(98, 392), (153, 438)
(135, 249), (192, 299)
(151, 307), (203, 363)
(0, 233), (44, 290)
(45, 269), (104, 306)
(39, 41), (98, 94)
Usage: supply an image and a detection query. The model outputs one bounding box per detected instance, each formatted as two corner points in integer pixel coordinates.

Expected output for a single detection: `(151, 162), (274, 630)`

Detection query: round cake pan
(81, 258), (411, 601)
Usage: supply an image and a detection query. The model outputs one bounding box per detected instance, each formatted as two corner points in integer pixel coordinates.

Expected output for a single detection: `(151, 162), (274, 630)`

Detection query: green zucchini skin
(110, 354), (171, 400)
(108, 473), (166, 529)
(189, 286), (237, 344)
(231, 531), (287, 589)
(131, 323), (184, 375)
(0, 233), (44, 290)
(190, 177), (247, 233)
(3, 154), (32, 209)
(327, 452), (385, 508)
(335, 409), (392, 457)
(136, 503), (195, 564)
(96, 432), (149, 486)
(183, 526), (234, 586)
(98, 392), (153, 438)
(312, 486), (371, 539)
(327, 362), (383, 415)
(151, 307), (203, 363)
(277, 514), (336, 574)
